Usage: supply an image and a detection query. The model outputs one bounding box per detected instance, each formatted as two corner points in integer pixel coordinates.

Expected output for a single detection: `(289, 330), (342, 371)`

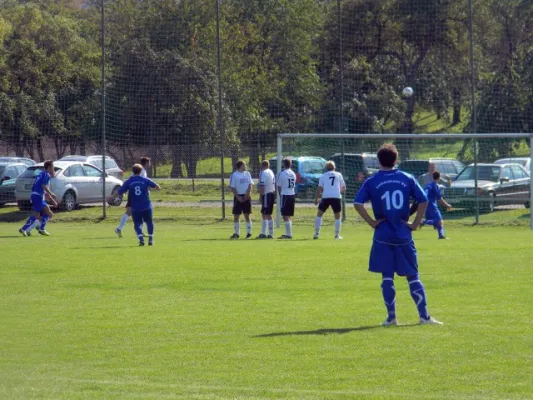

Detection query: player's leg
(258, 195), (267, 238)
(369, 241), (397, 325)
(314, 206), (325, 239)
(231, 196), (241, 239)
(144, 209), (154, 245)
(116, 205), (131, 237)
(131, 211), (144, 245)
(38, 204), (54, 235)
(397, 242), (443, 325)
(436, 219), (446, 239)
(21, 194), (44, 235)
(332, 199), (342, 239)
(244, 213), (252, 239)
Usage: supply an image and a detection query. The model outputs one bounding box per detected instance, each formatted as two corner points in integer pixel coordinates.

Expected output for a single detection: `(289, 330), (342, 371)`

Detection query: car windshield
(0, 166), (5, 175)
(455, 166), (501, 182)
(301, 161), (325, 174)
(495, 159), (528, 167)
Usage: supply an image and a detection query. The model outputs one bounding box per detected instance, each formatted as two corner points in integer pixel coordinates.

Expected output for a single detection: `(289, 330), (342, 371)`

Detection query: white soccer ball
(402, 87), (414, 97)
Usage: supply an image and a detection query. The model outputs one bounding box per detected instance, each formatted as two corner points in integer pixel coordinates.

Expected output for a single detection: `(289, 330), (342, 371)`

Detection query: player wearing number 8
(314, 161), (346, 239)
(354, 144), (443, 326)
(109, 163), (161, 246)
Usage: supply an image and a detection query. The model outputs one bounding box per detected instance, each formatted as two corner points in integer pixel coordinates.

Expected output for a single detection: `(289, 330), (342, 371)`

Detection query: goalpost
(276, 133), (533, 230)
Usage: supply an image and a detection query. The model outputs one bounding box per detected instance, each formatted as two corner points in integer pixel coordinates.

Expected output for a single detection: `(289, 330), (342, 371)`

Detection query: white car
(494, 157), (531, 175)
(15, 161), (123, 211)
(58, 155), (124, 180)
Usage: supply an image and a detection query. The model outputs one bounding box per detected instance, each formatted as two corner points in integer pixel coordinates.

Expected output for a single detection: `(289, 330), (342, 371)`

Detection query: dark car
(0, 157), (36, 167)
(269, 156), (327, 199)
(329, 153), (373, 199)
(0, 163), (27, 206)
(442, 163), (530, 212)
(398, 158), (465, 180)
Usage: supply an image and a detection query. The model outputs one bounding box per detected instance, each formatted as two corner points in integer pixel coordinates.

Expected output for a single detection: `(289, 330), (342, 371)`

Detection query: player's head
(377, 143), (398, 169)
(283, 158), (292, 169)
(433, 171), (441, 181)
(326, 161), (336, 171)
(428, 162), (436, 173)
(44, 160), (55, 177)
(132, 163), (143, 176)
(140, 157), (151, 168)
(235, 160), (246, 171)
(261, 160), (269, 170)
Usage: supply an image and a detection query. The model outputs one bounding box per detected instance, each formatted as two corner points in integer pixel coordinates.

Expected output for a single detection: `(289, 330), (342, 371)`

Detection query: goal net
(275, 133), (533, 228)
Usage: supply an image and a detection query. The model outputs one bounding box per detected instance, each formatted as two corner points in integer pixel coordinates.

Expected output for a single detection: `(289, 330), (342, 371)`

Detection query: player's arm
(314, 186), (323, 206)
(148, 179), (161, 191)
(438, 198), (452, 210)
(108, 180), (129, 202)
(407, 178), (428, 230)
(339, 174), (346, 193)
(354, 203), (383, 229)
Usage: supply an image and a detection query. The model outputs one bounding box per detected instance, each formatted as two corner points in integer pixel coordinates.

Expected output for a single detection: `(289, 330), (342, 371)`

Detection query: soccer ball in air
(402, 87), (414, 97)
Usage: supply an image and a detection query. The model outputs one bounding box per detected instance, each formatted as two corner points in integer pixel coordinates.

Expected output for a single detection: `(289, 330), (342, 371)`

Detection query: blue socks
(381, 274), (396, 321)
(437, 225), (445, 238)
(21, 216), (37, 231)
(40, 215), (49, 230)
(408, 275), (429, 320)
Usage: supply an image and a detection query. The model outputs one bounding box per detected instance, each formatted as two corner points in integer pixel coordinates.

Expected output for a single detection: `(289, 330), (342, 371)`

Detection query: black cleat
(139, 241), (145, 246)
(278, 235), (293, 239)
(256, 234), (267, 239)
(230, 233), (239, 239)
(246, 233), (252, 239)
(266, 235), (273, 239)
(148, 241), (154, 246)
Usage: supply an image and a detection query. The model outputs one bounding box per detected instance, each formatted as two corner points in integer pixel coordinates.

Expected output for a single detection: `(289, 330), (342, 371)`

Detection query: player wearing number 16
(108, 163), (161, 246)
(314, 161), (346, 239)
(354, 144), (443, 326)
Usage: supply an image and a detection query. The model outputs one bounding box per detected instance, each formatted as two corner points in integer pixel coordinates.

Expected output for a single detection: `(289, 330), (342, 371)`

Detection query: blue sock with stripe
(22, 216), (37, 231)
(381, 274), (396, 321)
(40, 215), (49, 230)
(408, 275), (429, 320)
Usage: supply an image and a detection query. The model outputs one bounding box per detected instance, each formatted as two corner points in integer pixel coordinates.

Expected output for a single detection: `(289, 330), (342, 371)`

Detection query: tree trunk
(247, 142), (260, 176)
(452, 88), (461, 126)
(170, 145), (184, 178)
(37, 139), (45, 162)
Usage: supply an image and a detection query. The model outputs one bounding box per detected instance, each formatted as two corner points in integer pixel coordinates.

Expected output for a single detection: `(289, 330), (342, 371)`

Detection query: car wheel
(482, 193), (496, 213)
(62, 191), (77, 212)
(108, 186), (123, 206)
(525, 201), (530, 209)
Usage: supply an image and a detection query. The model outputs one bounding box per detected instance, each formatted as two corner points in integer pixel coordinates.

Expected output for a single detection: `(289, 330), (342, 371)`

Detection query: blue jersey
(354, 169), (427, 244)
(425, 181), (442, 213)
(31, 170), (51, 198)
(118, 175), (157, 211)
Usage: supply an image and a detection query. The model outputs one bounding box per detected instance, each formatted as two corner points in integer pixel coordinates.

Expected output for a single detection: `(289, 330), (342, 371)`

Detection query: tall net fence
(276, 133), (532, 226)
(0, 0), (533, 224)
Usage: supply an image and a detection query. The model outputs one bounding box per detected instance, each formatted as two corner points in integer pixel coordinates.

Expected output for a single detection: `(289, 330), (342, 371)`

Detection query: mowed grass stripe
(1, 223), (532, 399)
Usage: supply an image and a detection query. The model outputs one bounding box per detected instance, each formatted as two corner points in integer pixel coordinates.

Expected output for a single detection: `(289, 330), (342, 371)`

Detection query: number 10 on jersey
(381, 190), (404, 210)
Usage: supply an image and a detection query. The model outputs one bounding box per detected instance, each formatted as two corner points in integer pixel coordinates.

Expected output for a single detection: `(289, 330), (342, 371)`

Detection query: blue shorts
(369, 240), (419, 276)
(31, 194), (48, 213)
(132, 208), (153, 225)
(425, 207), (442, 222)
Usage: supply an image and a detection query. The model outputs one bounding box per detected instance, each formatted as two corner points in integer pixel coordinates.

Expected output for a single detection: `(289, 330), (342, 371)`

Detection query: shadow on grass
(253, 323), (419, 338)
(0, 210), (31, 223)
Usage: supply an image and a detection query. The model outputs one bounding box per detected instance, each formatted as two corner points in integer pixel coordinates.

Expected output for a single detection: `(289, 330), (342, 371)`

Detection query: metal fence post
(276, 135), (282, 228)
(101, 0), (106, 219)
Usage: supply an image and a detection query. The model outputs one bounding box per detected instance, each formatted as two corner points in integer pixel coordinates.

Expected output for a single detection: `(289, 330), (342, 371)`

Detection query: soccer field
(1, 220), (532, 399)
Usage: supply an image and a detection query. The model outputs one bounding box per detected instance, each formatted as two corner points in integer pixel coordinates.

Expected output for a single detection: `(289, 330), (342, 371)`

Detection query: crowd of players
(18, 144), (446, 326)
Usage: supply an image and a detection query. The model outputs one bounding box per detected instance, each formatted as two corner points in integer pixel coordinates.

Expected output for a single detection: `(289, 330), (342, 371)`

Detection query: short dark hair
(377, 144), (398, 168)
(283, 158), (292, 169)
(140, 157), (151, 166)
(235, 160), (245, 170)
(44, 160), (54, 170)
(433, 171), (441, 181)
(132, 163), (143, 175)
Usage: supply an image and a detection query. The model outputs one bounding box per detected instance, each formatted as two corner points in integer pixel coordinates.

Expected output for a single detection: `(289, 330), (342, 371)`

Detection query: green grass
(1, 217), (532, 399)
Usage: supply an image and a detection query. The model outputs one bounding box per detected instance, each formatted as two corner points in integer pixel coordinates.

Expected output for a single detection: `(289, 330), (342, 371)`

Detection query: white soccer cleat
(382, 318), (398, 326)
(419, 316), (444, 325)
(334, 235), (343, 240)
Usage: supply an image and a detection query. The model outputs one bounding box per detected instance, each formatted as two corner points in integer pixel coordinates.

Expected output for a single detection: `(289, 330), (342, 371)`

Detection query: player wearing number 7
(314, 161), (346, 239)
(354, 144), (443, 326)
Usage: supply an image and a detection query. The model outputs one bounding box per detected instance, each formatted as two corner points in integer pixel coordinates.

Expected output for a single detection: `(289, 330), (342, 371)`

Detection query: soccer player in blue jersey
(422, 171), (452, 239)
(108, 163), (161, 246)
(354, 144), (443, 326)
(19, 160), (58, 237)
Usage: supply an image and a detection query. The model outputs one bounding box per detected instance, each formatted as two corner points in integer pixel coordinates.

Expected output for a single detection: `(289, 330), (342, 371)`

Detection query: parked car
(0, 163), (27, 206)
(58, 155), (124, 180)
(0, 157), (36, 167)
(269, 156), (327, 199)
(329, 153), (374, 199)
(361, 152), (380, 173)
(442, 163), (530, 212)
(494, 157), (531, 175)
(15, 161), (123, 211)
(398, 158), (465, 180)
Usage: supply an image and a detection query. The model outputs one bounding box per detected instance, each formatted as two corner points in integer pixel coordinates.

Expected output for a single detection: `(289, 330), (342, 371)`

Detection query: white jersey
(319, 170), (345, 199)
(259, 169), (276, 193)
(230, 170), (253, 195)
(277, 169), (297, 195)
(141, 167), (148, 178)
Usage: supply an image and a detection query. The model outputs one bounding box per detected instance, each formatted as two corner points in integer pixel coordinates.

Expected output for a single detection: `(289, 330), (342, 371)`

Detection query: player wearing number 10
(109, 164), (161, 246)
(354, 144), (443, 326)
